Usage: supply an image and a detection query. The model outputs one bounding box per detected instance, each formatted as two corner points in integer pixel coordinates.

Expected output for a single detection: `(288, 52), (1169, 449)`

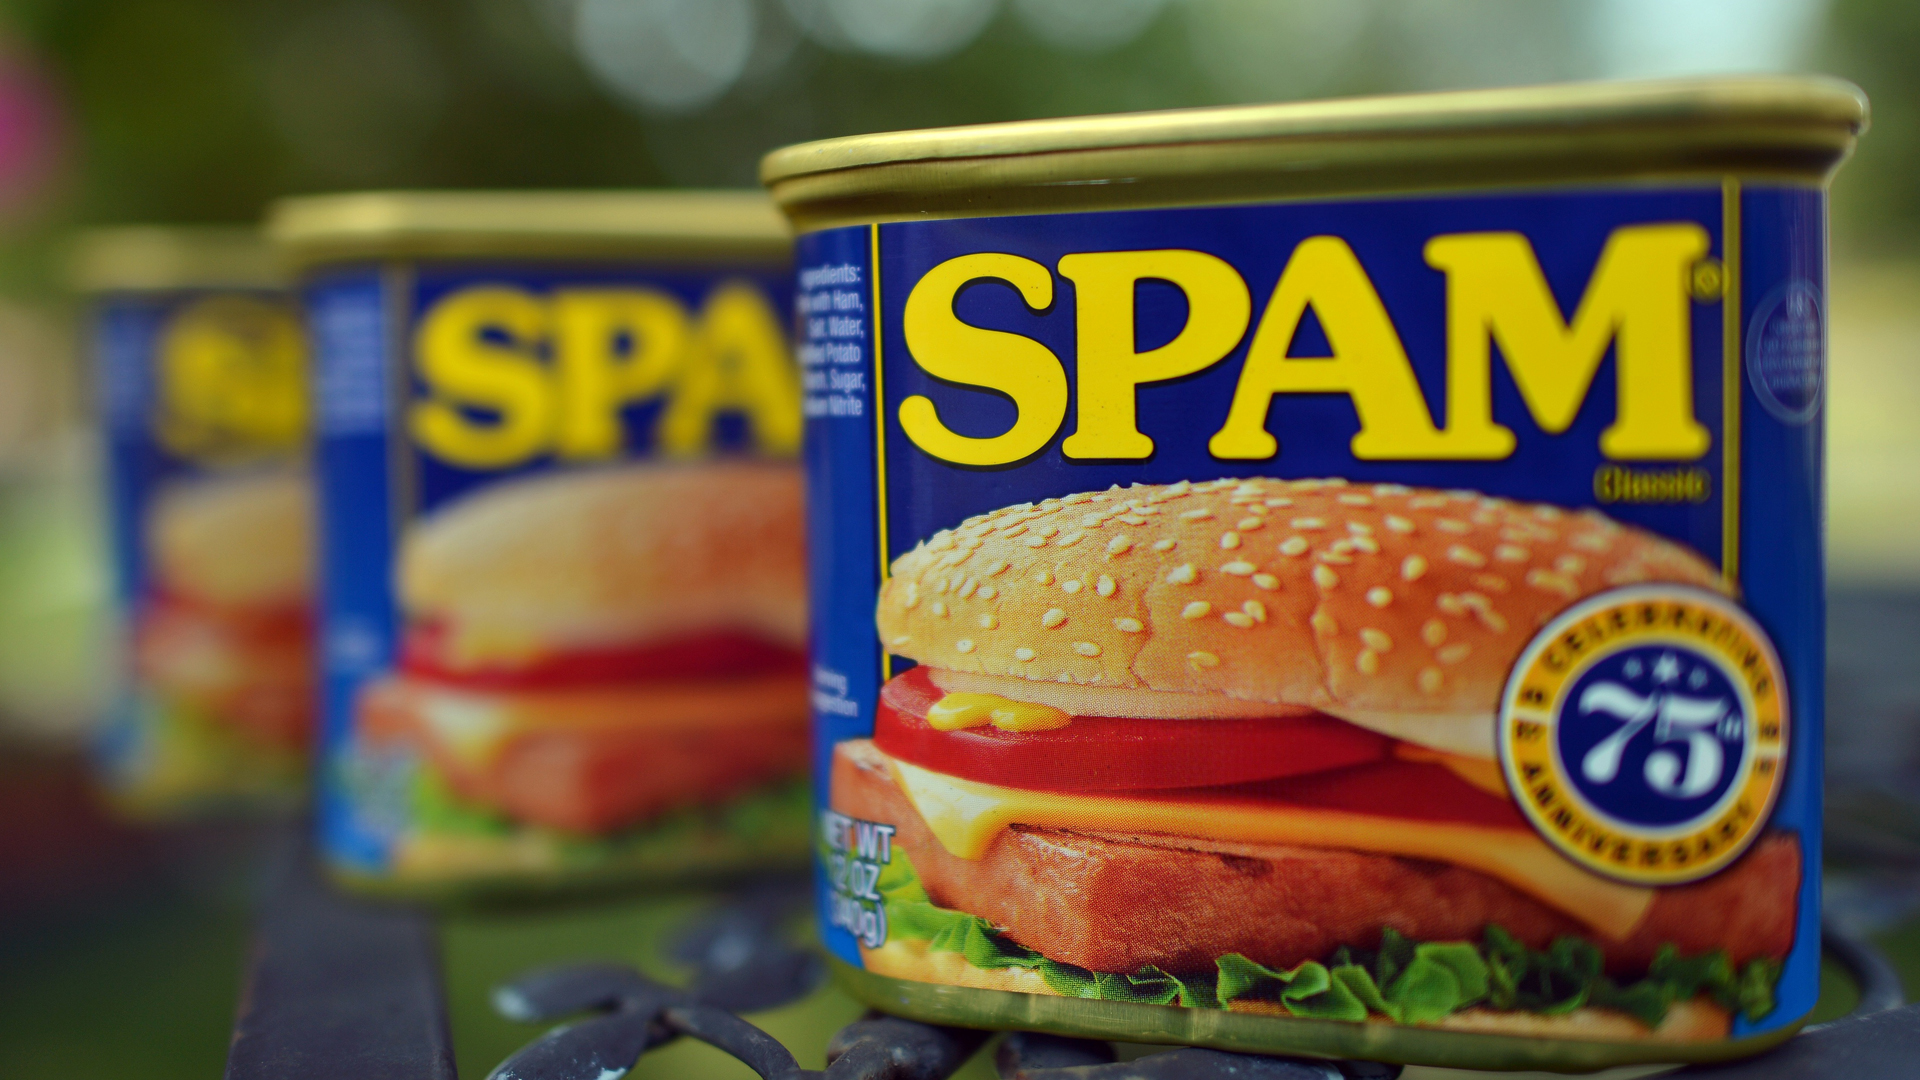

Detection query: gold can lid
(762, 75), (1868, 231)
(267, 189), (791, 267)
(67, 226), (286, 293)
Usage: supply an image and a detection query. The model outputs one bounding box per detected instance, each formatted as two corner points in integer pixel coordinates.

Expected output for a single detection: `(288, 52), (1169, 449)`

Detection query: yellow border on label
(1721, 178), (1741, 586)
(872, 223), (893, 682)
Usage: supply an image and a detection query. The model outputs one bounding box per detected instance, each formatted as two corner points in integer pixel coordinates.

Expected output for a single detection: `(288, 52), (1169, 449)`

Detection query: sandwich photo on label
(135, 469), (315, 754)
(833, 477), (1798, 1042)
(358, 460), (809, 869)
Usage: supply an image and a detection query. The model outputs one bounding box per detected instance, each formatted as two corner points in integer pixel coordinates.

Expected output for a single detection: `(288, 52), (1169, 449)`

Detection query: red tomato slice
(873, 665), (1390, 793)
(399, 622), (805, 691)
(1234, 759), (1526, 829)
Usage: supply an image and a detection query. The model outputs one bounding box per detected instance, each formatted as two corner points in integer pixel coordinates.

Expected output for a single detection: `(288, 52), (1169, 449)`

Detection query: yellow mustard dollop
(925, 692), (1072, 732)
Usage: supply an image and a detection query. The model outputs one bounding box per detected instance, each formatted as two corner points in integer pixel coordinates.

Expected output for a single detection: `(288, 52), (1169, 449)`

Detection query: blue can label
(800, 184), (1824, 1047)
(311, 261), (812, 887)
(94, 289), (314, 813)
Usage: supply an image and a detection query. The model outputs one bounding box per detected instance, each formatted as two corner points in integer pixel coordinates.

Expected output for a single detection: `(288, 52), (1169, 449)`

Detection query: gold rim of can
(67, 226), (287, 293)
(266, 189), (792, 268)
(761, 75), (1868, 232)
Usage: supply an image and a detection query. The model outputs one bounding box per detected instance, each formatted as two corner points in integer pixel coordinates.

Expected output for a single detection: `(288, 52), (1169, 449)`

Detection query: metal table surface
(222, 590), (1920, 1080)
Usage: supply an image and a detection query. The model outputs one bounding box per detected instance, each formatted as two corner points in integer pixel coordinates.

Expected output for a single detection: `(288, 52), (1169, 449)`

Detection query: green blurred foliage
(1823, 0), (1920, 254)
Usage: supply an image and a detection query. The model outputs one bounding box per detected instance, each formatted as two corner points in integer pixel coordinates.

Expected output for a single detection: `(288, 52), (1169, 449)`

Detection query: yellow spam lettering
(410, 281), (796, 469)
(156, 295), (307, 463)
(899, 223), (1712, 467)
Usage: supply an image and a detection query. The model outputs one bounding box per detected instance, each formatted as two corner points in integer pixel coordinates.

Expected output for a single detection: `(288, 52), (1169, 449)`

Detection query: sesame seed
(957, 578), (977, 599)
(1118, 514), (1147, 525)
(936, 551), (966, 568)
(956, 639), (975, 653)
(1074, 641), (1101, 657)
(1132, 504), (1161, 515)
(1534, 505), (1562, 520)
(1494, 544), (1529, 563)
(1237, 517), (1264, 531)
(1418, 667), (1443, 694)
(1080, 512), (1107, 527)
(1233, 483), (1264, 496)
(1366, 586), (1393, 608)
(1280, 536), (1310, 556)
(1042, 608), (1068, 628)
(1356, 649), (1380, 674)
(1313, 564), (1340, 588)
(904, 583), (920, 607)
(1114, 617), (1143, 633)
(1375, 484), (1411, 496)
(1057, 673), (1073, 683)
(1338, 493), (1373, 507)
(1220, 532), (1241, 550)
(1061, 579), (1084, 594)
(1570, 533), (1611, 552)
(935, 577), (950, 593)
(986, 560), (1009, 576)
(1436, 519), (1470, 534)
(1555, 555), (1585, 574)
(1180, 509), (1214, 521)
(1090, 576), (1113, 598)
(1037, 525), (1059, 538)
(1526, 568), (1580, 597)
(1331, 539), (1355, 555)
(979, 614), (998, 629)
(929, 533), (956, 552)
(1318, 551), (1352, 565)
(1475, 608), (1509, 633)
(1347, 522), (1373, 536)
(1360, 628), (1394, 652)
(1187, 651), (1220, 670)
(1152, 538), (1178, 552)
(1182, 601), (1213, 619)
(1402, 554), (1428, 581)
(1438, 643), (1472, 665)
(1350, 536), (1380, 554)
(1223, 612), (1256, 628)
(931, 602), (948, 616)
(1222, 561), (1256, 576)
(1252, 573), (1278, 589)
(1472, 573), (1510, 593)
(1437, 593), (1466, 616)
(1035, 569), (1054, 585)
(1384, 515), (1414, 534)
(1291, 517), (1326, 530)
(1107, 535), (1134, 555)
(1167, 563), (1198, 584)
(1014, 647), (1036, 661)
(1023, 535), (1048, 548)
(999, 523), (1028, 538)
(1448, 545), (1487, 568)
(1057, 531), (1085, 547)
(1312, 611), (1338, 637)
(1243, 600), (1267, 623)
(1265, 497), (1294, 508)
(976, 585), (996, 600)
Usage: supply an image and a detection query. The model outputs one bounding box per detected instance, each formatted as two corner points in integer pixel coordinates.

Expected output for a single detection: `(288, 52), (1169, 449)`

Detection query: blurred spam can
(74, 227), (314, 816)
(762, 78), (1866, 1069)
(267, 192), (809, 896)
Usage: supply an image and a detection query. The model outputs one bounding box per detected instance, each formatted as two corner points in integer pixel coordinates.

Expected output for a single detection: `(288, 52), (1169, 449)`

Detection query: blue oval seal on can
(1746, 280), (1824, 424)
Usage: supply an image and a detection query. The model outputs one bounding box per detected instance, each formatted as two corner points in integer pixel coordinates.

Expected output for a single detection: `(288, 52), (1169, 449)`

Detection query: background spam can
(76, 227), (313, 817)
(269, 191), (809, 895)
(763, 77), (1866, 1069)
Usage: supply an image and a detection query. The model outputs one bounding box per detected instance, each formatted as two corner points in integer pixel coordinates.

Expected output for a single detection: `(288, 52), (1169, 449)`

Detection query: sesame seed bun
(147, 470), (312, 609)
(875, 477), (1722, 757)
(400, 460), (806, 655)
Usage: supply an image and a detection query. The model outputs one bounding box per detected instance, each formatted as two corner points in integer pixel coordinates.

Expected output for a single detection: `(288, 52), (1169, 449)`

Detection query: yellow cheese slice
(887, 758), (1654, 942)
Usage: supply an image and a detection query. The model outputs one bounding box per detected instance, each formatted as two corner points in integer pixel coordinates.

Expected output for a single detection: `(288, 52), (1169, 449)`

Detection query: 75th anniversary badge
(1499, 584), (1789, 886)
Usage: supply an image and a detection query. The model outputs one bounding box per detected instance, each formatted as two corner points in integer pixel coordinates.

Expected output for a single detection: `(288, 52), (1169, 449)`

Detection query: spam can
(762, 77), (1866, 1069)
(77, 227), (314, 816)
(268, 192), (810, 895)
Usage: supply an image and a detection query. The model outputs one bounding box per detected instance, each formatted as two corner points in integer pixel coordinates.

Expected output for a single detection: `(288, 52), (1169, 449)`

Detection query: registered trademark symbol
(1691, 258), (1725, 301)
